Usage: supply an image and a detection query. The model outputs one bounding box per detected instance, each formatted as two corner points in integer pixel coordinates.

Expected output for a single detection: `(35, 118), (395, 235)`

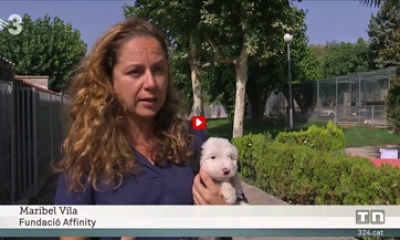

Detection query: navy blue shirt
(54, 128), (208, 240)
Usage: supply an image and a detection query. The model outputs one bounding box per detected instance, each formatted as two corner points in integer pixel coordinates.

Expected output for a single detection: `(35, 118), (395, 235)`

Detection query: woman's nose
(143, 69), (156, 89)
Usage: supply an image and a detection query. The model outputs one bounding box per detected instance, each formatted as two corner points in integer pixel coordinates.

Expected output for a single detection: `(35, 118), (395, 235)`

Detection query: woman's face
(113, 37), (168, 120)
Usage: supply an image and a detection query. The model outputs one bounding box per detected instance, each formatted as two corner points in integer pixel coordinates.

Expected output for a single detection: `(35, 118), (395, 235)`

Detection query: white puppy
(200, 137), (242, 205)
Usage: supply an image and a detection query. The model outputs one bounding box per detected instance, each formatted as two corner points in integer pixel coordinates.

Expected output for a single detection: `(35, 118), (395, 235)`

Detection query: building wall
(15, 76), (49, 89)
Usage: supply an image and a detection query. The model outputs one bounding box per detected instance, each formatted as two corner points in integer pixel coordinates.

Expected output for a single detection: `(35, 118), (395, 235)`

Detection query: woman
(54, 18), (228, 240)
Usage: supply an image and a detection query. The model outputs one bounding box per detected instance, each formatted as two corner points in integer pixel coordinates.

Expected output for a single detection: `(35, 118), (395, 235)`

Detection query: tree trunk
(188, 50), (204, 116)
(232, 48), (249, 138)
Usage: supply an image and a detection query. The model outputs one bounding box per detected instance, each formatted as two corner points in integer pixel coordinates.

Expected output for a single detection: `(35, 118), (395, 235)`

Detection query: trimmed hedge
(232, 129), (400, 205)
(233, 123), (399, 240)
(232, 133), (274, 186)
(275, 121), (346, 152)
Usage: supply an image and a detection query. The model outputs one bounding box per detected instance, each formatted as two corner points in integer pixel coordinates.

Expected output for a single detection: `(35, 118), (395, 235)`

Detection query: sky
(0, 0), (379, 52)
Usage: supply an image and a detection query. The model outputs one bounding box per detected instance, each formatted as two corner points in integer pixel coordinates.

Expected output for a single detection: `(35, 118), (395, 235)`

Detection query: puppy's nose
(222, 168), (231, 175)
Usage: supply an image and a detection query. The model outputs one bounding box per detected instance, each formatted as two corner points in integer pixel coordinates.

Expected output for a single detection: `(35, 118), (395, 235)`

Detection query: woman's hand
(120, 237), (136, 240)
(192, 169), (226, 205)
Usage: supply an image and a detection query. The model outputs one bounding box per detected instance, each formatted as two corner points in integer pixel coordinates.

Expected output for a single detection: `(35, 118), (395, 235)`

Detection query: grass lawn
(206, 118), (400, 147)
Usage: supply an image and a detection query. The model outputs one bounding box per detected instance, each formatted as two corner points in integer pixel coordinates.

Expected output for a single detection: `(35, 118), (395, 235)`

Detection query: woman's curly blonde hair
(54, 18), (193, 192)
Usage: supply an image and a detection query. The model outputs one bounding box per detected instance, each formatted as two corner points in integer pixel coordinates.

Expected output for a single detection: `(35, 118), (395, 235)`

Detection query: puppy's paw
(223, 192), (237, 204)
(220, 182), (237, 205)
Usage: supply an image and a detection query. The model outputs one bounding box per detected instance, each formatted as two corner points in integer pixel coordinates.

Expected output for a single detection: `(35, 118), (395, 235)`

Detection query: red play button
(192, 116), (206, 130)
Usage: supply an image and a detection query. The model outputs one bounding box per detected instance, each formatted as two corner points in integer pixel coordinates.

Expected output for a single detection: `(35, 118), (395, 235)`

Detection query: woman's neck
(124, 116), (154, 146)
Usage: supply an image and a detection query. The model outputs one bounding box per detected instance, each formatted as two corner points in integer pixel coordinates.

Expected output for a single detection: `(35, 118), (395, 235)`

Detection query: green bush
(232, 139), (400, 205)
(275, 121), (346, 152)
(387, 76), (400, 133)
(233, 131), (400, 240)
(231, 133), (273, 185)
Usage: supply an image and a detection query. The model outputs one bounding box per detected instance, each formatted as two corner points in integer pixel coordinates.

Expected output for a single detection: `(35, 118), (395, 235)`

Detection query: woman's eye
(210, 156), (216, 159)
(128, 69), (141, 76)
(155, 67), (165, 73)
(129, 70), (139, 75)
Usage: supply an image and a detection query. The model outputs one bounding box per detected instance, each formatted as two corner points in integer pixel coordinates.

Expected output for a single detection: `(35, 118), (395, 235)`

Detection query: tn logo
(356, 210), (385, 224)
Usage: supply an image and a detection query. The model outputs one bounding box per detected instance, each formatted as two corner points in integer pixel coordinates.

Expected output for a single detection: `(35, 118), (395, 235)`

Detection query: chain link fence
(265, 67), (396, 126)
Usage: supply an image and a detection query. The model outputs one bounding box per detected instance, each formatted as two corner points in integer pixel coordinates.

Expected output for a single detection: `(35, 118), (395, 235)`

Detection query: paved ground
(234, 183), (356, 240)
(6, 176), (356, 240)
(345, 146), (381, 158)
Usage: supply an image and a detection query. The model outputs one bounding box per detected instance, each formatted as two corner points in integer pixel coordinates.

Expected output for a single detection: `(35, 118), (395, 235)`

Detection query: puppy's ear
(231, 144), (239, 159)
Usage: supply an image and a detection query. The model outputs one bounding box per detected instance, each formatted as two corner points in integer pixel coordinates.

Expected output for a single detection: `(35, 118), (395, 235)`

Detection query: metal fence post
(50, 94), (54, 161)
(10, 81), (16, 204)
(372, 105), (375, 120)
(32, 88), (38, 196)
(16, 88), (21, 199)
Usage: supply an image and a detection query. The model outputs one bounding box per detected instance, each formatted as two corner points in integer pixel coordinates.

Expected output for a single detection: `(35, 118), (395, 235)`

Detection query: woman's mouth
(140, 97), (158, 105)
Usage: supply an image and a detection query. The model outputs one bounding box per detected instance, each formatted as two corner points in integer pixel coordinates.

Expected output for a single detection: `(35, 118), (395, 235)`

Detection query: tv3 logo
(0, 14), (23, 35)
(356, 210), (385, 224)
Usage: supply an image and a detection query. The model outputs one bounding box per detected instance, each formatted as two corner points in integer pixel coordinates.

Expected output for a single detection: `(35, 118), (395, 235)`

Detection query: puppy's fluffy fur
(200, 137), (245, 205)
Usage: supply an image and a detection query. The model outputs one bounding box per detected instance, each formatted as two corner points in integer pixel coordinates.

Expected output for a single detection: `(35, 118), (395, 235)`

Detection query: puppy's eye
(210, 156), (216, 159)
